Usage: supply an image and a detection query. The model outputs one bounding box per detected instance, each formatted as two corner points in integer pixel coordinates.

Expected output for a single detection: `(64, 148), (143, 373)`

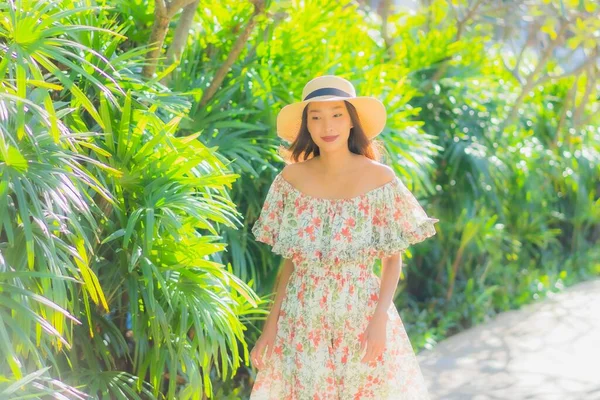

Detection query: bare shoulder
(281, 156), (394, 188)
(281, 159), (313, 184)
(362, 159), (396, 185)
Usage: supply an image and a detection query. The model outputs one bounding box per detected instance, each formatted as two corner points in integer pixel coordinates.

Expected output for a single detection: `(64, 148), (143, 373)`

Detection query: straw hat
(276, 75), (387, 143)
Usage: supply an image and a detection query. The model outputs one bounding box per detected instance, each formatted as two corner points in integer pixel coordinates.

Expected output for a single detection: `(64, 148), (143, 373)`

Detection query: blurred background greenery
(0, 0), (598, 398)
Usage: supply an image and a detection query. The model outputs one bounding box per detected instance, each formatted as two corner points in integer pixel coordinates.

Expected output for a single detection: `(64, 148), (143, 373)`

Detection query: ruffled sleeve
(370, 177), (439, 259)
(251, 173), (288, 248)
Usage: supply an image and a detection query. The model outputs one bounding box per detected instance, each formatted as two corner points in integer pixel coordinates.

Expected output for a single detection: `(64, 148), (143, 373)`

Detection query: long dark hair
(279, 100), (387, 164)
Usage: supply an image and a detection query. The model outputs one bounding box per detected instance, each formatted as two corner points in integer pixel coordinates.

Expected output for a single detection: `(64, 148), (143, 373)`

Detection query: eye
(334, 113), (343, 117)
(311, 116), (320, 120)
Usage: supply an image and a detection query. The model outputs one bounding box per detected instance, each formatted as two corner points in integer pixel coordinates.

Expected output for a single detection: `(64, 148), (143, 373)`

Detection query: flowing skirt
(249, 261), (431, 400)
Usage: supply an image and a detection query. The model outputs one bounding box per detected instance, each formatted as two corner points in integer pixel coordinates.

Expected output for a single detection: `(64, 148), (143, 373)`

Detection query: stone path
(417, 279), (600, 400)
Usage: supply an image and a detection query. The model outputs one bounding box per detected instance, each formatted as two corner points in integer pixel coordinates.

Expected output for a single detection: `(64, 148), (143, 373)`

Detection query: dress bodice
(251, 171), (439, 267)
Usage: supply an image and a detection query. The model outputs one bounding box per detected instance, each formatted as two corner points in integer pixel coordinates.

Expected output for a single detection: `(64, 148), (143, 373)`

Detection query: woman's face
(306, 100), (353, 151)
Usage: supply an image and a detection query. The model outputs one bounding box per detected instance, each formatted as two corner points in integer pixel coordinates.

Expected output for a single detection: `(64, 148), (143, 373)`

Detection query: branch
(554, 75), (577, 141)
(501, 20), (571, 128)
(573, 59), (597, 126)
(380, 0), (393, 56)
(428, 0), (486, 85)
(155, 0), (167, 15)
(534, 47), (597, 86)
(499, 12), (525, 84)
(165, 0), (200, 65)
(143, 1), (171, 78)
(526, 19), (570, 82)
(446, 0), (460, 22)
(513, 20), (536, 74)
(243, 10), (287, 65)
(167, 0), (197, 18)
(198, 0), (266, 108)
(142, 0), (200, 78)
(455, 0), (483, 40)
(501, 56), (523, 85)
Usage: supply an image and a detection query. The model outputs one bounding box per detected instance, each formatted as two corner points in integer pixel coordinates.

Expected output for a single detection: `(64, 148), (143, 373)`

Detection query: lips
(321, 135), (339, 142)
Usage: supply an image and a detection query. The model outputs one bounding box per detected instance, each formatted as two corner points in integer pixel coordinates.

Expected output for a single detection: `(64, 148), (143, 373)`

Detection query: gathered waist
(292, 260), (375, 279)
(282, 262), (382, 314)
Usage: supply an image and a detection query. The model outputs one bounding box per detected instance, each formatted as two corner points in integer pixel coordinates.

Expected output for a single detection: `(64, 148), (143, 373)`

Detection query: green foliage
(1, 0), (598, 398)
(0, 0), (260, 398)
(166, 2), (598, 396)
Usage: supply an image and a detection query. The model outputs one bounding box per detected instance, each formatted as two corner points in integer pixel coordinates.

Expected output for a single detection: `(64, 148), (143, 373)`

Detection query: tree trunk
(165, 0), (200, 65)
(143, 14), (171, 78)
(143, 0), (199, 79)
(379, 0), (393, 56)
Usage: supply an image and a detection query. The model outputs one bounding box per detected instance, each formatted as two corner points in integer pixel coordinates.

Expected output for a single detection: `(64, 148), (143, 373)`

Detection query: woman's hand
(250, 319), (278, 370)
(359, 311), (388, 364)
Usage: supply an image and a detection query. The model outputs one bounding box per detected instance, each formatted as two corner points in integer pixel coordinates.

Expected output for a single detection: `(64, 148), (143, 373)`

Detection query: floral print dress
(250, 171), (439, 400)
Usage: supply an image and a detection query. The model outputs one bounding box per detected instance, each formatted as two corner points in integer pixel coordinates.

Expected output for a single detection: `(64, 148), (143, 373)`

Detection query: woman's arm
(263, 257), (295, 331)
(373, 253), (402, 318)
(250, 257), (294, 369)
(360, 253), (402, 363)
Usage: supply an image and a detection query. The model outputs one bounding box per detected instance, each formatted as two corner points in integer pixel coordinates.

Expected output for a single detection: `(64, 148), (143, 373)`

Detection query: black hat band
(303, 87), (353, 101)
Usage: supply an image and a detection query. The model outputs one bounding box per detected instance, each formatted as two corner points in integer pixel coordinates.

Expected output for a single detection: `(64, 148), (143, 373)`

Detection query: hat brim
(276, 96), (387, 143)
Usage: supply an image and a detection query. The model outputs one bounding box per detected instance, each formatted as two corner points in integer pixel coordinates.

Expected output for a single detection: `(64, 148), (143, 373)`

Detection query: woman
(249, 75), (438, 399)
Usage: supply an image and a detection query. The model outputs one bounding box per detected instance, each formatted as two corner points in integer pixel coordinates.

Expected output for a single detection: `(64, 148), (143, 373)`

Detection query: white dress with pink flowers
(249, 171), (438, 400)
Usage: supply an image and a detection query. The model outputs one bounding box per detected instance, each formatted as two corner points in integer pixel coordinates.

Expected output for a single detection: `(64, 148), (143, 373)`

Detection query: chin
(318, 141), (347, 150)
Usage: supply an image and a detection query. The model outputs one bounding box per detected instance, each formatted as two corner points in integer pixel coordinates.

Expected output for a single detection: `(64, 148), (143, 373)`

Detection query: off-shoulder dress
(249, 171), (439, 400)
